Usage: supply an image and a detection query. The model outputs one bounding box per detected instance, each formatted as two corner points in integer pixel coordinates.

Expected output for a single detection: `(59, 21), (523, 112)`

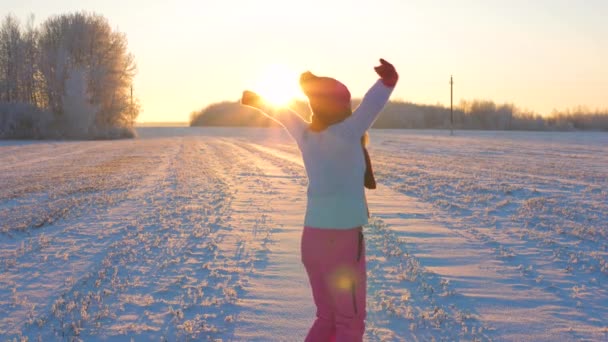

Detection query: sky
(4, 0), (608, 122)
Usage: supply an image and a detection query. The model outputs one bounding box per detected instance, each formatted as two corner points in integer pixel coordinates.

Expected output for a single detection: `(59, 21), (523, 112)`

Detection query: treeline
(189, 100), (313, 127)
(190, 99), (608, 131)
(0, 13), (138, 139)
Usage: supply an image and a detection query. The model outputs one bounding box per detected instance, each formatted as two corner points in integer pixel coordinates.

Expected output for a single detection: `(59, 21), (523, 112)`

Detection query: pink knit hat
(299, 72), (351, 124)
(300, 72), (351, 103)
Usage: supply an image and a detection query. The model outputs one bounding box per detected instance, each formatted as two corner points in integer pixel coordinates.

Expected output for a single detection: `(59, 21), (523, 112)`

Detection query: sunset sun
(253, 64), (303, 107)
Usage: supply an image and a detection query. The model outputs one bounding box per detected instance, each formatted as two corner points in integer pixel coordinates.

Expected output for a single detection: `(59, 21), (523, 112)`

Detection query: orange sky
(6, 0), (608, 122)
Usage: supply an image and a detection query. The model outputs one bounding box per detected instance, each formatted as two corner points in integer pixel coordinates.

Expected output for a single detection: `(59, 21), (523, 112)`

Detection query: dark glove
(241, 90), (263, 109)
(374, 58), (398, 87)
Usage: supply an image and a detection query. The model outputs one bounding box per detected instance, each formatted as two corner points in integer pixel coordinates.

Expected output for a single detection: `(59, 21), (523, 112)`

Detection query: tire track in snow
(0, 140), (163, 234)
(219, 139), (313, 341)
(0, 138), (178, 338)
(75, 138), (247, 340)
(0, 141), (98, 172)
(373, 147), (608, 340)
(1, 136), (309, 341)
(376, 177), (608, 341)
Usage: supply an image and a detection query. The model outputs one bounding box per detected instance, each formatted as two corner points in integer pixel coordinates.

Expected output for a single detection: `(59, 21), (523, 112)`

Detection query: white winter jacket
(260, 80), (394, 229)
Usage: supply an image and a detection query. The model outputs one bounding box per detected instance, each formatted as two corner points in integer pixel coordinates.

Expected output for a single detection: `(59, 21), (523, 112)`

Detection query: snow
(1, 127), (607, 341)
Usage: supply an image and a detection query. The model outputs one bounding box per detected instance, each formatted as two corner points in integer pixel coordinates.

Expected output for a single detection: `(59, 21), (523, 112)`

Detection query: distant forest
(190, 99), (608, 131)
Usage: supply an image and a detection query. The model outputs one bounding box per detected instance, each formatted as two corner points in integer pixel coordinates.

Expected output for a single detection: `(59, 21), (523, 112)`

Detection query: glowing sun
(253, 64), (303, 107)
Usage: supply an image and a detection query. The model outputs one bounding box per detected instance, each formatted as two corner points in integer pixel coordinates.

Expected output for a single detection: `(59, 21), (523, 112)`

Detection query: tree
(0, 12), (139, 139)
(37, 12), (138, 135)
(0, 15), (22, 103)
(21, 15), (41, 107)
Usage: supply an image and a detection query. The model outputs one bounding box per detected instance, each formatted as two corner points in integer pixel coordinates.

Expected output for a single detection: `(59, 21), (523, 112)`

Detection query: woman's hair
(309, 107), (352, 131)
(361, 132), (369, 146)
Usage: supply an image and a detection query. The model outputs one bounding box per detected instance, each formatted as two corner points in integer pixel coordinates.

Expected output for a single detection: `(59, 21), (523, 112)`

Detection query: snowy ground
(1, 127), (607, 341)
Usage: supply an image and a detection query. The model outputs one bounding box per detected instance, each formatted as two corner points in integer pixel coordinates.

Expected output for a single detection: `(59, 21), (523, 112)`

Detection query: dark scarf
(362, 140), (376, 189)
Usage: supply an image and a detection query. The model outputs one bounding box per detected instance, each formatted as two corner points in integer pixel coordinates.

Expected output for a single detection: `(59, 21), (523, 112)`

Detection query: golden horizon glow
(251, 64), (304, 107)
(3, 1), (608, 123)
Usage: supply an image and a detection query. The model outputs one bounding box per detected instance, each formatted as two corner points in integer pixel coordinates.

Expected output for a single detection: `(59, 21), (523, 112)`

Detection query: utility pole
(130, 84), (134, 126)
(450, 75), (454, 136)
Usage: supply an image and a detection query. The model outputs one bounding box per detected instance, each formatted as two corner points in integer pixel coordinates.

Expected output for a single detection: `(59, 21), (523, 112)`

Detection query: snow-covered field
(1, 127), (607, 341)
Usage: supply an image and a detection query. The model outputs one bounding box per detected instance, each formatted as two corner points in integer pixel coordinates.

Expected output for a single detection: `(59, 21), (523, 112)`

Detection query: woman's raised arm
(241, 90), (308, 142)
(341, 59), (398, 137)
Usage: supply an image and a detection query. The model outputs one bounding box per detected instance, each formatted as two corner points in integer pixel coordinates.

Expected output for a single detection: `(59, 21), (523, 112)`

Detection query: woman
(241, 59), (398, 341)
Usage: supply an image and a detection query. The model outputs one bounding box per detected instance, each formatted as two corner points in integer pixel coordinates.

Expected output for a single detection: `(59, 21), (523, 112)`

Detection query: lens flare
(253, 64), (303, 107)
(330, 266), (356, 291)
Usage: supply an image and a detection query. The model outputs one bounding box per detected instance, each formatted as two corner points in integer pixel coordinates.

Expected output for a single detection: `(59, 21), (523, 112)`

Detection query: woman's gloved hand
(241, 90), (264, 109)
(374, 58), (398, 87)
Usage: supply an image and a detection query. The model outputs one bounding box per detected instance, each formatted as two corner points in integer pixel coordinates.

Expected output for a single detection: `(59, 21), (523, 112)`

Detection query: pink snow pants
(301, 226), (366, 342)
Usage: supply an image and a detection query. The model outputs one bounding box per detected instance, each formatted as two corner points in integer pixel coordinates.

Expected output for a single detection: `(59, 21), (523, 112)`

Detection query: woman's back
(300, 126), (366, 196)
(298, 124), (369, 229)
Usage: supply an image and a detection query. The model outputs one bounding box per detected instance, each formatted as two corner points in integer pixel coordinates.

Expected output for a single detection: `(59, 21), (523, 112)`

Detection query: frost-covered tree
(21, 15), (41, 107)
(0, 15), (40, 105)
(62, 67), (98, 137)
(38, 12), (138, 136)
(0, 12), (138, 139)
(0, 15), (23, 103)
